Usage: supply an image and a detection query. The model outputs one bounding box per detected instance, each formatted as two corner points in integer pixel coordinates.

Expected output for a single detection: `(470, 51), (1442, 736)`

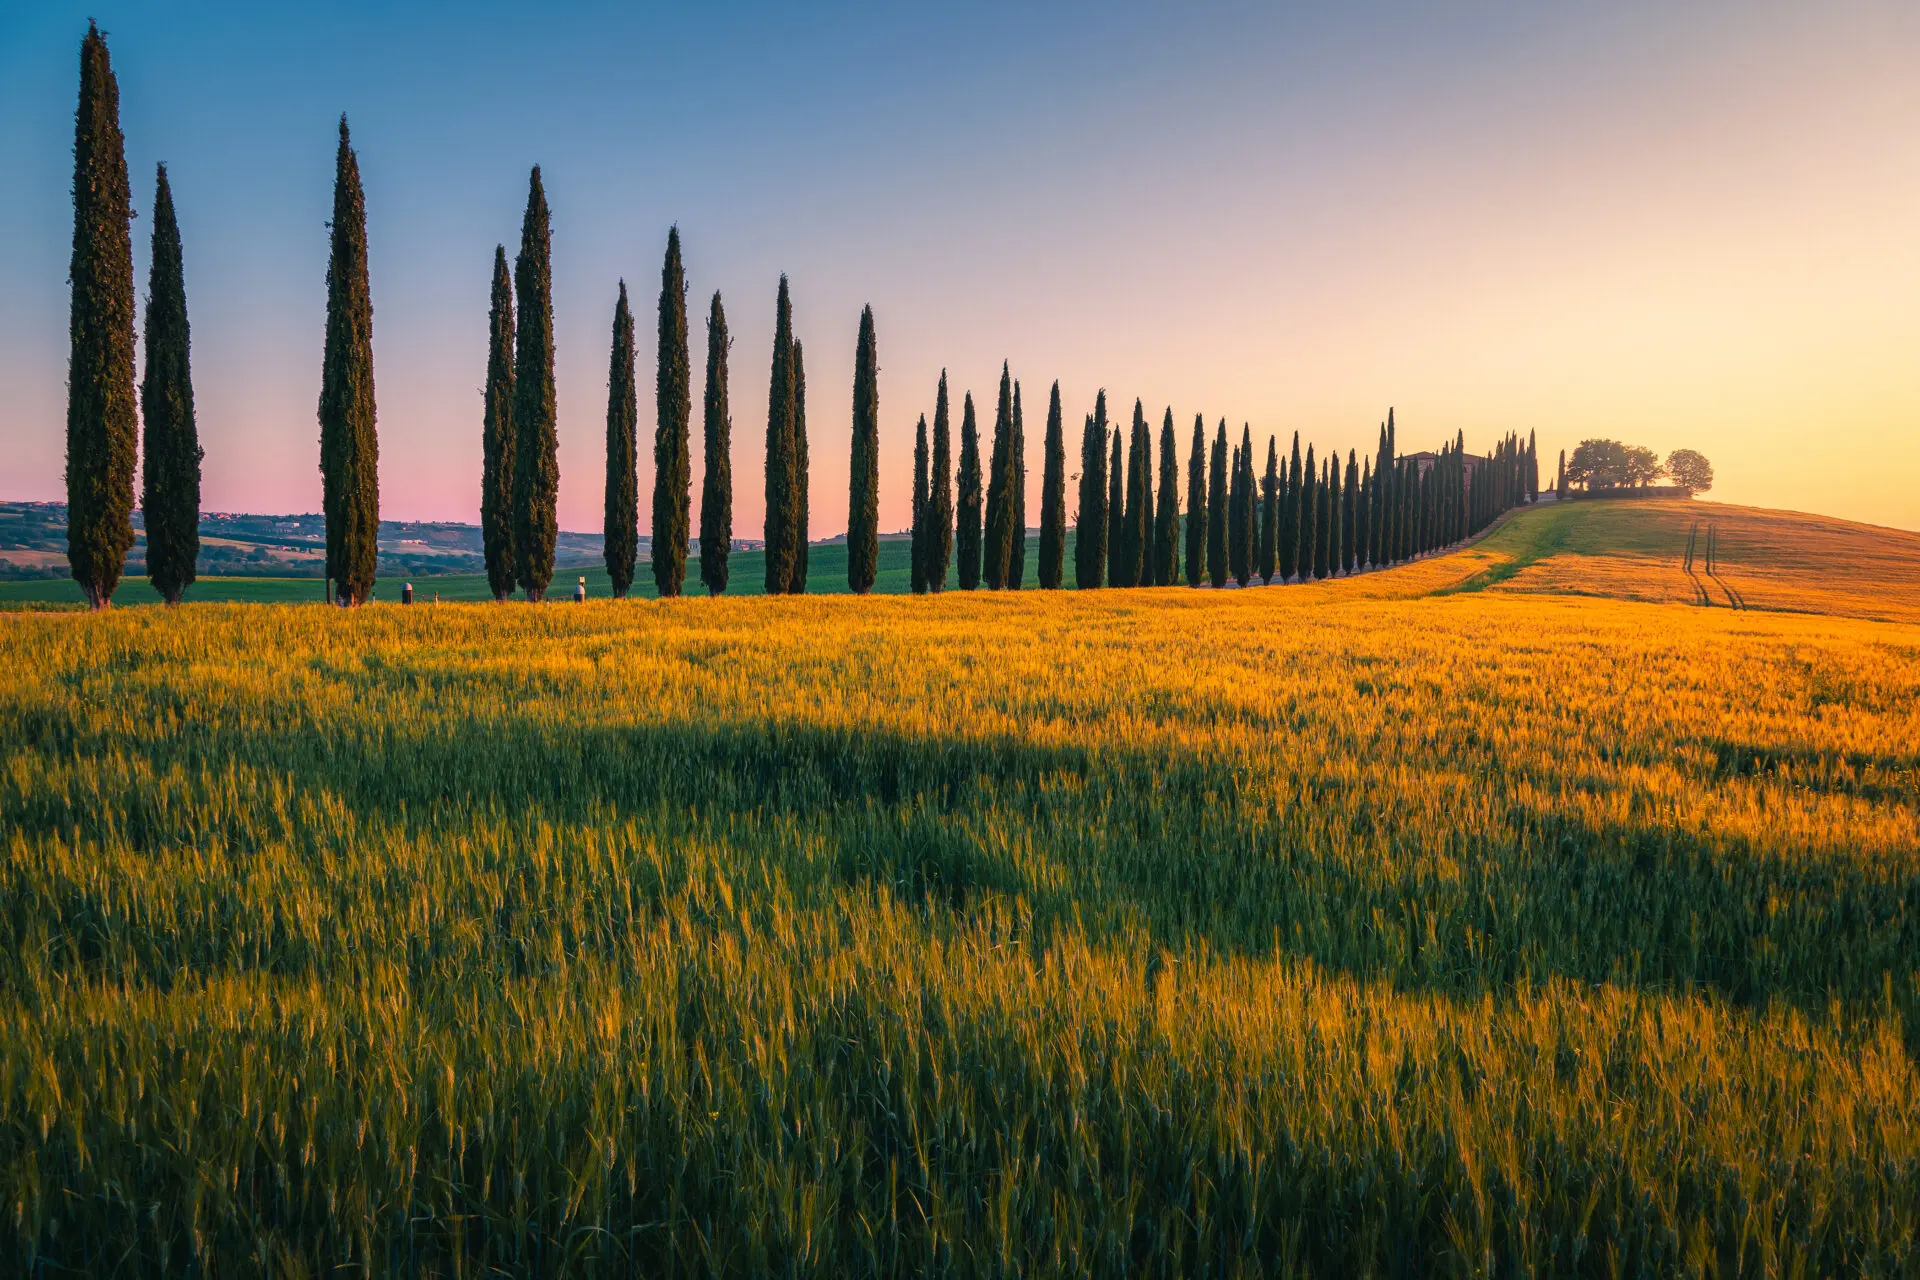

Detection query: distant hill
(0, 502), (621, 581)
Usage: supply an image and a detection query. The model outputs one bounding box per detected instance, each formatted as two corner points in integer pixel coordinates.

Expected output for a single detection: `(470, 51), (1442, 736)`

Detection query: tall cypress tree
(792, 339), (809, 592)
(956, 392), (982, 589)
(1233, 425), (1256, 585)
(140, 163), (201, 605)
(847, 305), (879, 594)
(910, 414), (930, 594)
(1207, 420), (1229, 588)
(603, 282), (639, 597)
(763, 276), (796, 593)
(482, 247), (516, 599)
(1185, 414), (1206, 587)
(1038, 381), (1066, 590)
(1299, 445), (1317, 582)
(983, 364), (1014, 588)
(1358, 457), (1371, 568)
(1328, 452), (1344, 575)
(1153, 408), (1179, 586)
(698, 291), (732, 595)
(927, 373), (953, 591)
(1106, 428), (1125, 587)
(1454, 430), (1468, 542)
(1260, 438), (1279, 584)
(1336, 449), (1351, 571)
(512, 166), (557, 601)
(1225, 443), (1246, 586)
(1286, 432), (1302, 581)
(1119, 400), (1149, 588)
(1010, 381), (1027, 588)
(1343, 450), (1358, 573)
(651, 228), (691, 597)
(1322, 458), (1338, 579)
(1557, 448), (1566, 497)
(1374, 425), (1390, 566)
(67, 22), (137, 609)
(1074, 394), (1107, 589)
(1401, 457), (1417, 562)
(319, 117), (379, 606)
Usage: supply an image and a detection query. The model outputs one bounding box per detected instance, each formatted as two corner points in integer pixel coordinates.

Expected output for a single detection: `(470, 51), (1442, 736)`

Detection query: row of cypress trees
(62, 24), (1539, 607)
(906, 392), (1538, 594)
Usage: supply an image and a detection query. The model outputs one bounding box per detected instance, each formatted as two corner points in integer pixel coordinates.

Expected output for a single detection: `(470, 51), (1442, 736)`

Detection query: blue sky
(3, 1), (1916, 532)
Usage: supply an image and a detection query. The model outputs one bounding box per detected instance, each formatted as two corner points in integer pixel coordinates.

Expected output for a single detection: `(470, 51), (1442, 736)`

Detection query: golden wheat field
(2, 500), (1916, 1275)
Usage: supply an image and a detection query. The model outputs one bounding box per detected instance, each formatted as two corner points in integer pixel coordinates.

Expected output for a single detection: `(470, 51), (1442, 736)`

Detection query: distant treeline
(61, 24), (1540, 609)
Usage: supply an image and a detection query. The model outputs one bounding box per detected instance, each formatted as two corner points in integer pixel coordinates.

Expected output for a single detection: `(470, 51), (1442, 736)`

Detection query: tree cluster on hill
(1563, 439), (1712, 494)
(60, 24), (1558, 607)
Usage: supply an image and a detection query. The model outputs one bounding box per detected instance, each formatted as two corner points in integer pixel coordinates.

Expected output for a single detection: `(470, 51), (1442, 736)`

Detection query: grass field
(2, 500), (1916, 1274)
(0, 536), (931, 607)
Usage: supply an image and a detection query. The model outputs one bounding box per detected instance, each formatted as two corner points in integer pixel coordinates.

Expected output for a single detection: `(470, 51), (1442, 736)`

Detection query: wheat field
(2, 501), (1916, 1275)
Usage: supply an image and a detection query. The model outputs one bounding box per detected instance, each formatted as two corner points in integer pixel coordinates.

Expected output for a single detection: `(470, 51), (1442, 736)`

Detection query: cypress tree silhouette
(1343, 450), (1358, 573)
(1137, 406), (1155, 587)
(1557, 448), (1566, 497)
(956, 392), (982, 589)
(1370, 423), (1388, 568)
(1116, 400), (1146, 588)
(140, 164), (202, 605)
(603, 282), (638, 597)
(983, 364), (1014, 588)
(320, 118), (380, 606)
(847, 306), (879, 594)
(651, 228), (691, 597)
(927, 373), (953, 591)
(1358, 456), (1371, 568)
(1286, 432), (1303, 580)
(1207, 420), (1229, 588)
(1321, 453), (1337, 576)
(1299, 445), (1318, 582)
(1325, 457), (1340, 579)
(1106, 427), (1125, 587)
(699, 291), (732, 596)
(1387, 410), (1401, 562)
(1074, 393), (1107, 589)
(1401, 456), (1417, 562)
(911, 414), (930, 594)
(763, 277), (796, 593)
(67, 22), (137, 609)
(1454, 430), (1467, 542)
(511, 166), (557, 601)
(1232, 427), (1256, 585)
(1038, 381), (1066, 590)
(1010, 381), (1027, 588)
(1154, 408), (1179, 586)
(1527, 429), (1539, 502)
(1184, 415), (1206, 587)
(1225, 443), (1243, 584)
(1260, 438), (1279, 584)
(1422, 458), (1436, 553)
(482, 247), (516, 599)
(792, 339), (809, 592)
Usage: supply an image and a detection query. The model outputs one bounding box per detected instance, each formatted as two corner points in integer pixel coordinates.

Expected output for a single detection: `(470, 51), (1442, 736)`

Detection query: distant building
(1405, 451), (1486, 485)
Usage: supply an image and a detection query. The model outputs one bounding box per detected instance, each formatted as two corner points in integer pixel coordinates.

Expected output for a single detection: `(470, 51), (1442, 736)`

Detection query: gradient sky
(3, 1), (1916, 535)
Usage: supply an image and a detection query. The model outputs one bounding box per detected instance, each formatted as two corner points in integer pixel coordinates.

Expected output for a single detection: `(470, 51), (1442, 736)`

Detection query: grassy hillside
(1455, 498), (1920, 624)
(2, 502), (1916, 1273)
